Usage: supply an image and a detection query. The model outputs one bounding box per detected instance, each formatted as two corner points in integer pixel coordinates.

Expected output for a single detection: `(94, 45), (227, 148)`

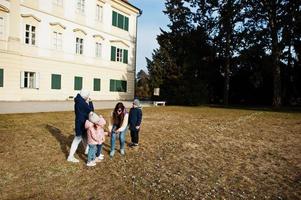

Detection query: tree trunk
(269, 1), (282, 107)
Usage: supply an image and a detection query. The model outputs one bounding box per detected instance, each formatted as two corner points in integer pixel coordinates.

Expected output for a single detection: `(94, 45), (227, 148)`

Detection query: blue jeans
(110, 125), (128, 153)
(96, 144), (103, 157)
(88, 144), (96, 162)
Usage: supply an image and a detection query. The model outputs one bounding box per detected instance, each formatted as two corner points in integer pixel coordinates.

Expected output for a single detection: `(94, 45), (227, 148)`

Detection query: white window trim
(116, 47), (123, 63)
(0, 16), (4, 40)
(53, 0), (63, 7)
(95, 4), (102, 21)
(77, 0), (85, 14)
(95, 42), (102, 57)
(20, 71), (39, 89)
(53, 31), (63, 50)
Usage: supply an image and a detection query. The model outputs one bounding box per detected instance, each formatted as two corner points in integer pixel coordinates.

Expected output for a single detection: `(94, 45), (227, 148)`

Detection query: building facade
(0, 0), (140, 101)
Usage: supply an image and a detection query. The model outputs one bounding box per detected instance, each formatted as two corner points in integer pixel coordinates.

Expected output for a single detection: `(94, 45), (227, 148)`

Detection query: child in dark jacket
(128, 99), (142, 148)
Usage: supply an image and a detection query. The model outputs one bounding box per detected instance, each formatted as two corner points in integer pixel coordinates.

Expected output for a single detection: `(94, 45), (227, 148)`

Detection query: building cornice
(73, 28), (87, 35)
(0, 5), (9, 13)
(110, 40), (130, 47)
(21, 14), (41, 22)
(49, 22), (66, 29)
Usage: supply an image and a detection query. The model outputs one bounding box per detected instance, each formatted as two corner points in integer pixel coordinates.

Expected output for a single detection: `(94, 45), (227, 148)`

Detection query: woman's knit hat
(80, 89), (90, 100)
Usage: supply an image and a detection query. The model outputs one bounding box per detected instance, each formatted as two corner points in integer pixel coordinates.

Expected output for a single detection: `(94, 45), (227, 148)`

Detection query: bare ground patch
(0, 107), (300, 199)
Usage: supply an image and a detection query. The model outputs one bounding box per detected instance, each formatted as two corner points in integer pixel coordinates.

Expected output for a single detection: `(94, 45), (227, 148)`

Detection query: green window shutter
(110, 79), (115, 91)
(111, 46), (116, 61)
(123, 49), (128, 64)
(112, 11), (117, 26)
(116, 80), (121, 92)
(122, 81), (127, 92)
(117, 13), (124, 29)
(94, 78), (101, 91)
(51, 74), (61, 89)
(74, 76), (82, 90)
(124, 17), (129, 31)
(0, 68), (3, 87)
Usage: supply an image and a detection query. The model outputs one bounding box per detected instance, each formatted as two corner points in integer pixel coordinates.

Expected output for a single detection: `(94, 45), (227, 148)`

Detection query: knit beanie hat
(89, 112), (106, 126)
(80, 89), (90, 100)
(133, 99), (140, 107)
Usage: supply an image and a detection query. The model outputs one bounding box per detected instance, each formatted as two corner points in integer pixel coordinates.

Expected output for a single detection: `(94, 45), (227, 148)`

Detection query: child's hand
(104, 132), (108, 136)
(135, 126), (140, 130)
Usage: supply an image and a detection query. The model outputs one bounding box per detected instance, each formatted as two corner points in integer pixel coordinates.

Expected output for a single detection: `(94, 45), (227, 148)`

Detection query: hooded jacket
(74, 93), (94, 136)
(85, 119), (106, 145)
(128, 107), (142, 131)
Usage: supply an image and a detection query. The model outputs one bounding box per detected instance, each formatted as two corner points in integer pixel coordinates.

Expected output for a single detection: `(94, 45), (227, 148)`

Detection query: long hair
(113, 102), (125, 128)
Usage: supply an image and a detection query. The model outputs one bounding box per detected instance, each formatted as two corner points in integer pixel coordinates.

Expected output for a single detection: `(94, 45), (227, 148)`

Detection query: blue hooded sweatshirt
(74, 93), (94, 136)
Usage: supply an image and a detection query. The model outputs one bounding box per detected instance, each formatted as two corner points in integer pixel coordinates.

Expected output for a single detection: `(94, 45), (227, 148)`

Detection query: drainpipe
(134, 9), (142, 99)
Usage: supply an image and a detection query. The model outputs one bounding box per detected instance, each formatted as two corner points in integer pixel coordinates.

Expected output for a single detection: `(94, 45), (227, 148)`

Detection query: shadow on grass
(45, 124), (87, 161)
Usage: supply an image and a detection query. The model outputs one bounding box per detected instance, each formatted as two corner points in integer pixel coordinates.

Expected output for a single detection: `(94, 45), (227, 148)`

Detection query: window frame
(95, 4), (102, 21)
(53, 0), (63, 7)
(112, 11), (129, 31)
(95, 42), (102, 57)
(93, 78), (101, 91)
(0, 16), (4, 39)
(25, 24), (36, 45)
(51, 74), (61, 90)
(109, 79), (127, 92)
(77, 0), (85, 14)
(53, 31), (63, 50)
(75, 37), (84, 55)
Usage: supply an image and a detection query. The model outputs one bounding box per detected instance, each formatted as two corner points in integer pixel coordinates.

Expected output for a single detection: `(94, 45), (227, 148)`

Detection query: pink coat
(85, 119), (106, 145)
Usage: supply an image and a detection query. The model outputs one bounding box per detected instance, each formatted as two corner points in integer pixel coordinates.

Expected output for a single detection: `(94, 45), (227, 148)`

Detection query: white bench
(153, 101), (166, 106)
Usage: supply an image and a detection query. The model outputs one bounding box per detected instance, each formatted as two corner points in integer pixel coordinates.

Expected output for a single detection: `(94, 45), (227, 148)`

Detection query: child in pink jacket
(85, 112), (107, 167)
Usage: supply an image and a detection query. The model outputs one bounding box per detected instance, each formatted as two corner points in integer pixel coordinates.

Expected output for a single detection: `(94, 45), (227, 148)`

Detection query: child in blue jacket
(128, 99), (142, 148)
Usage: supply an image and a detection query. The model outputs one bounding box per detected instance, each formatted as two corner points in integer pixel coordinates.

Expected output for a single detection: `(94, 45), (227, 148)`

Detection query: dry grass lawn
(0, 106), (300, 200)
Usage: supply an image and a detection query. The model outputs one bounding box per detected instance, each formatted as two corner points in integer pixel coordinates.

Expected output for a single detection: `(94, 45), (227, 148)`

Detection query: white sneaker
(86, 161), (96, 167)
(99, 153), (104, 158)
(84, 146), (89, 155)
(67, 156), (79, 163)
(95, 156), (104, 162)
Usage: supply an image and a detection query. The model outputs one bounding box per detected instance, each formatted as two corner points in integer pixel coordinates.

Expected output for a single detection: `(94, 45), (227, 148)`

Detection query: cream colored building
(0, 0), (141, 101)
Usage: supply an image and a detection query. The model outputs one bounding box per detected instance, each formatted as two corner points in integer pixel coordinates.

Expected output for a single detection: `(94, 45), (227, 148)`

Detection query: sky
(129, 0), (170, 73)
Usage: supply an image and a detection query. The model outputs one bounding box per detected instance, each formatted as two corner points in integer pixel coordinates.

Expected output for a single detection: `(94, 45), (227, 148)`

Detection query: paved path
(0, 100), (153, 114)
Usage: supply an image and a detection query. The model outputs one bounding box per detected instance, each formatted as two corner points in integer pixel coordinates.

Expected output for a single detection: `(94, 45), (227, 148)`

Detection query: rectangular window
(25, 24), (36, 45)
(110, 79), (127, 92)
(53, 0), (63, 7)
(53, 31), (62, 50)
(76, 37), (83, 55)
(111, 46), (128, 64)
(112, 11), (129, 31)
(77, 0), (85, 14)
(0, 68), (3, 87)
(116, 48), (123, 62)
(96, 4), (102, 21)
(95, 42), (102, 57)
(93, 78), (101, 91)
(0, 17), (4, 39)
(74, 76), (82, 90)
(21, 71), (39, 89)
(51, 74), (61, 89)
